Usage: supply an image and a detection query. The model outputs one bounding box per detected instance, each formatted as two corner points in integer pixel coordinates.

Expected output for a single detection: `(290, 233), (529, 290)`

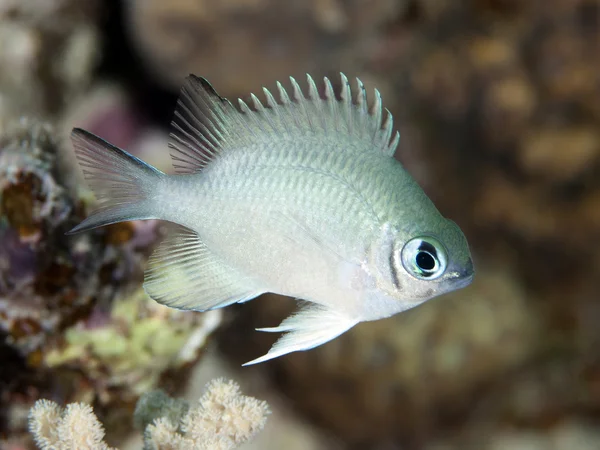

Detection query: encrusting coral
(0, 118), (114, 357)
(43, 288), (223, 400)
(0, 118), (224, 440)
(28, 378), (270, 450)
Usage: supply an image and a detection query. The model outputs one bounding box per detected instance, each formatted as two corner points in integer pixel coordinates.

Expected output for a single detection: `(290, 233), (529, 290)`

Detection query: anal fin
(144, 227), (263, 311)
(243, 304), (358, 365)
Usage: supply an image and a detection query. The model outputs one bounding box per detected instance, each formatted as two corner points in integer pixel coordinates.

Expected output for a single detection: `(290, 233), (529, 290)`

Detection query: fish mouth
(443, 258), (474, 290)
(453, 272), (474, 290)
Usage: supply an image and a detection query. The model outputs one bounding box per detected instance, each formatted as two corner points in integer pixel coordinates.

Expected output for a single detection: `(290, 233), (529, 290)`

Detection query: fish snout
(455, 257), (474, 289)
(462, 257), (474, 278)
(442, 257), (474, 290)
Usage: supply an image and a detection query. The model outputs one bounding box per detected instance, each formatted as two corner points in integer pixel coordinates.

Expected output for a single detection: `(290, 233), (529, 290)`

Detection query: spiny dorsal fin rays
(289, 76), (315, 132)
(262, 86), (285, 133)
(376, 109), (395, 156)
(388, 129), (400, 157)
(277, 81), (291, 105)
(371, 89), (383, 138)
(277, 80), (305, 133)
(339, 73), (353, 136)
(236, 98), (261, 141)
(354, 78), (370, 139)
(323, 76), (338, 133)
(306, 74), (326, 133)
(168, 73), (400, 174)
(250, 93), (280, 135)
(356, 78), (367, 115)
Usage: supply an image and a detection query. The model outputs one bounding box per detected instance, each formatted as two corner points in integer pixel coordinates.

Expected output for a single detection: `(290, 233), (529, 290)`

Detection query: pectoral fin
(144, 226), (263, 311)
(243, 303), (358, 365)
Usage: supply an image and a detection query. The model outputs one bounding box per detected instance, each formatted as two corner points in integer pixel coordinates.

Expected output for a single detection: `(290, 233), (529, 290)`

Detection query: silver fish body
(69, 74), (474, 364)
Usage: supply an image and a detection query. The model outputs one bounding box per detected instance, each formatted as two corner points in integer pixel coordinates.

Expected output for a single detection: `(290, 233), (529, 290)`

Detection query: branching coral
(28, 399), (116, 450)
(141, 378), (271, 450)
(28, 378), (270, 450)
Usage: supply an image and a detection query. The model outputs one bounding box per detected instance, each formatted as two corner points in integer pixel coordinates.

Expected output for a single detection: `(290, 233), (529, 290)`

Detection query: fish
(68, 73), (474, 365)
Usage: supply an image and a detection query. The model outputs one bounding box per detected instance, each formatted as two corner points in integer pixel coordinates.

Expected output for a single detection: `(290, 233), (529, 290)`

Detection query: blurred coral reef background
(0, 0), (599, 449)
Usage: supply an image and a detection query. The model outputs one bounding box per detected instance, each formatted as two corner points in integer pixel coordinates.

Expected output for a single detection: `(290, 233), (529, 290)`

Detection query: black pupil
(416, 251), (436, 271)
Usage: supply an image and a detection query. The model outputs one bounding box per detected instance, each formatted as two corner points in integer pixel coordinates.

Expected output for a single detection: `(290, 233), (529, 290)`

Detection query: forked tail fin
(67, 128), (165, 234)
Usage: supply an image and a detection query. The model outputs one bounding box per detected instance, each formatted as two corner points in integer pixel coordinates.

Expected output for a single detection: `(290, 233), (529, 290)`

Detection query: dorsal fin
(168, 73), (401, 174)
(168, 76), (237, 174)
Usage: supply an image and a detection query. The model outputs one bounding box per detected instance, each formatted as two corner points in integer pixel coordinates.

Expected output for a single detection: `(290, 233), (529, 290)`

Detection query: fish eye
(401, 236), (447, 280)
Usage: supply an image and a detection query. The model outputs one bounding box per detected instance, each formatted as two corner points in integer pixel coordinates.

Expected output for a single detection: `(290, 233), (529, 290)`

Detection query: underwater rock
(0, 119), (100, 356)
(0, 118), (152, 357)
(0, 118), (110, 443)
(0, 6), (222, 439)
(125, 0), (407, 94)
(0, 119), (223, 444)
(0, 0), (99, 119)
(43, 289), (222, 421)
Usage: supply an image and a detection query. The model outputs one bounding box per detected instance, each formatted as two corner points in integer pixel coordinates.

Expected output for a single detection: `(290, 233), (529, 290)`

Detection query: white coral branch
(28, 399), (115, 450)
(144, 378), (270, 450)
(28, 378), (270, 450)
(191, 378), (270, 447)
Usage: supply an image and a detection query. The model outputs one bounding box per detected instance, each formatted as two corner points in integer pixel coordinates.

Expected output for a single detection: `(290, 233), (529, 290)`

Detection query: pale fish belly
(194, 195), (367, 316)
